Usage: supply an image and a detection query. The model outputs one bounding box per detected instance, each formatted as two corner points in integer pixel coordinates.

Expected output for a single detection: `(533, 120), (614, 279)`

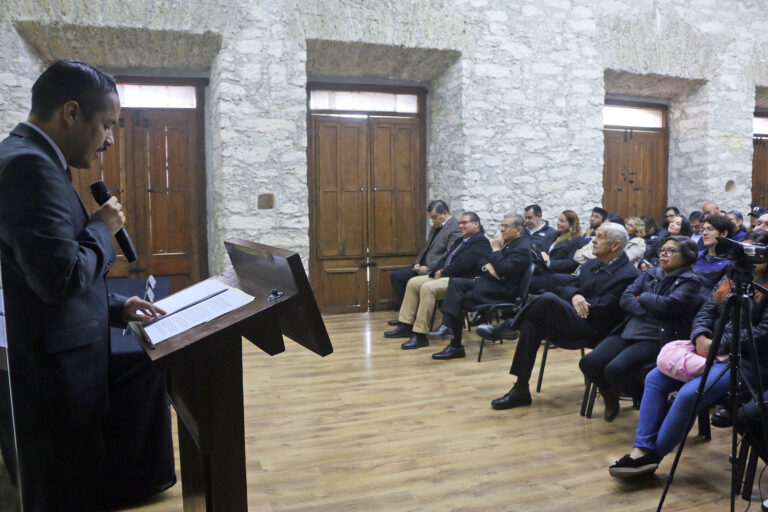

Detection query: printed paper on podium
(141, 280), (255, 345)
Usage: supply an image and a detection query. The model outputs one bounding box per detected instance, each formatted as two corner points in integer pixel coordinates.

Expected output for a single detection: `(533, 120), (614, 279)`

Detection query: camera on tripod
(715, 236), (768, 264)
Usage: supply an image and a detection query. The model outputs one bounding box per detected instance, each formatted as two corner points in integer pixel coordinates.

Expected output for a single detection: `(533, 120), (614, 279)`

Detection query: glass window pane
(603, 105), (664, 128)
(754, 117), (768, 135)
(309, 90), (418, 113)
(116, 84), (196, 109)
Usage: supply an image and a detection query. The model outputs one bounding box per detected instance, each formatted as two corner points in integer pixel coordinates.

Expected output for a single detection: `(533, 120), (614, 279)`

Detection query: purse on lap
(656, 339), (726, 382)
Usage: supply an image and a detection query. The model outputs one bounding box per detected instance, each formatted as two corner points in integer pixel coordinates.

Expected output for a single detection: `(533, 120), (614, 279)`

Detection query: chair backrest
(518, 263), (536, 307)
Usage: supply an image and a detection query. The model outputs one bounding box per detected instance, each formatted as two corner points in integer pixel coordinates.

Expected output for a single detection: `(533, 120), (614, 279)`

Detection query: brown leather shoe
(602, 388), (620, 422)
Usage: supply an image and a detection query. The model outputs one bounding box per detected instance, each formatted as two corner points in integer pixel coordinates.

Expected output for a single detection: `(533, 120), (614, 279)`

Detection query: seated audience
(757, 212), (768, 232)
(384, 212), (491, 349)
(689, 210), (705, 249)
(389, 200), (461, 316)
(583, 206), (608, 239)
(748, 206), (766, 233)
(666, 214), (692, 237)
(574, 214), (645, 267)
(694, 215), (735, 296)
(642, 216), (668, 262)
(579, 236), (701, 421)
(478, 223), (638, 410)
(530, 210), (588, 292)
(523, 204), (555, 251)
(626, 217), (648, 267)
(726, 210), (747, 241)
(608, 231), (768, 478)
(702, 201), (722, 217)
(663, 206), (680, 229)
(428, 213), (532, 360)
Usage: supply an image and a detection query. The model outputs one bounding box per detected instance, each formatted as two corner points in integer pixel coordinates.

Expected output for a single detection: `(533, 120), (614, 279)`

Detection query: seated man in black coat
(477, 222), (639, 409)
(427, 213), (532, 360)
(384, 212), (492, 349)
(523, 204), (555, 251)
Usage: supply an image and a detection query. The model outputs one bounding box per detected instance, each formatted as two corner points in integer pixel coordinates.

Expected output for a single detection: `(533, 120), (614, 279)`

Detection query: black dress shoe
(432, 344), (465, 360)
(384, 323), (413, 338)
(476, 322), (517, 341)
(711, 407), (733, 428)
(387, 319), (401, 326)
(427, 325), (455, 340)
(401, 334), (428, 349)
(491, 384), (532, 410)
(469, 313), (485, 327)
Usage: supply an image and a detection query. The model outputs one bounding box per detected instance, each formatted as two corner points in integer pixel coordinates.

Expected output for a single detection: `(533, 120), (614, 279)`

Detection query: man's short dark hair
(524, 204), (542, 217)
(462, 211), (480, 223)
(689, 210), (705, 223)
(665, 206), (680, 215)
(593, 207), (608, 220)
(31, 60), (117, 122)
(705, 214), (735, 238)
(427, 200), (449, 215)
(607, 212), (625, 226)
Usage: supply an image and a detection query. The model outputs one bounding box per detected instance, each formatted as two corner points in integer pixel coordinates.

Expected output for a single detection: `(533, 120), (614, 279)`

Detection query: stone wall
(1, 0), (768, 272)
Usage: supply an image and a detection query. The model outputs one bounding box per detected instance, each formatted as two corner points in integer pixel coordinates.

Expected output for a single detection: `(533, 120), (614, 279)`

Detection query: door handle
(360, 261), (378, 268)
(616, 187), (623, 191)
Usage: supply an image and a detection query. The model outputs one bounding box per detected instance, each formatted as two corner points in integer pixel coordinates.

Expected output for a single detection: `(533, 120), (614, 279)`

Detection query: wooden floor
(1, 311), (762, 510)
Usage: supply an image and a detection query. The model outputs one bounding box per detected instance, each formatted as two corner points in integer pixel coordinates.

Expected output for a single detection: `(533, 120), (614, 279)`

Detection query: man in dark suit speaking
(0, 60), (172, 510)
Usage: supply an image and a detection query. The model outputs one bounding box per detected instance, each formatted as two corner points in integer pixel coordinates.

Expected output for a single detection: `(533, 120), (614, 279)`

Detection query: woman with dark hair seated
(579, 236), (701, 421)
(530, 210), (587, 292)
(727, 210), (747, 242)
(694, 214), (736, 296)
(608, 230), (768, 478)
(666, 214), (692, 237)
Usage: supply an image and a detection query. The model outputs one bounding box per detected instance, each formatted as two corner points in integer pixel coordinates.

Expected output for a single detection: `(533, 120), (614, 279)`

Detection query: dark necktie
(445, 238), (467, 268)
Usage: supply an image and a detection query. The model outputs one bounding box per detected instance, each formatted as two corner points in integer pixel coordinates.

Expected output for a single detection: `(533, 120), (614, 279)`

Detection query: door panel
(753, 138), (768, 207)
(318, 260), (367, 314)
(603, 129), (667, 219)
(370, 118), (420, 257)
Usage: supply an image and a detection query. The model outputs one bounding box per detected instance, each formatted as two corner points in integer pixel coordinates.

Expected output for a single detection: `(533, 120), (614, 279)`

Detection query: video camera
(715, 236), (768, 263)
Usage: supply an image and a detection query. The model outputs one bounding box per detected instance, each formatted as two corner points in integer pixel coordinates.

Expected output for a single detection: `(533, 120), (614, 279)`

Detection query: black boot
(401, 334), (428, 349)
(491, 383), (532, 410)
(384, 323), (413, 338)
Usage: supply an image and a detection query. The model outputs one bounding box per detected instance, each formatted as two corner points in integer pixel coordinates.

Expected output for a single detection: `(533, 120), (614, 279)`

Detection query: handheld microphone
(90, 181), (138, 263)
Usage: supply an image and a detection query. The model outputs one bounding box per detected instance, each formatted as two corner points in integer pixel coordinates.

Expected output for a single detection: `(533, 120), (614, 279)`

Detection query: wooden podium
(131, 239), (333, 511)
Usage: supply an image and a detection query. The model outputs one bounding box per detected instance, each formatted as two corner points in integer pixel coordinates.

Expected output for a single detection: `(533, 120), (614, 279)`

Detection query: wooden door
(75, 108), (204, 292)
(310, 116), (369, 314)
(310, 114), (424, 314)
(368, 116), (421, 311)
(603, 129), (667, 219)
(753, 137), (768, 207)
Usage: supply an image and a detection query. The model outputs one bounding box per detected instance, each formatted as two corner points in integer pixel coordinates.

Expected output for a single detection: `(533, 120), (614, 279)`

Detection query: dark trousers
(509, 292), (600, 385)
(440, 277), (476, 346)
(579, 334), (659, 400)
(737, 391), (768, 463)
(390, 267), (418, 307)
(0, 342), (175, 511)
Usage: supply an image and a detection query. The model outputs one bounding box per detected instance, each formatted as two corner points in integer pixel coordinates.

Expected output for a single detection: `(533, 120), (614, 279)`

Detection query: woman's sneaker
(609, 453), (661, 479)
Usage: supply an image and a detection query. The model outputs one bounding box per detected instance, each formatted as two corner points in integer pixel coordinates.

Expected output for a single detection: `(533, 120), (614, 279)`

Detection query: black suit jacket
(473, 235), (532, 302)
(432, 232), (492, 279)
(0, 123), (125, 431)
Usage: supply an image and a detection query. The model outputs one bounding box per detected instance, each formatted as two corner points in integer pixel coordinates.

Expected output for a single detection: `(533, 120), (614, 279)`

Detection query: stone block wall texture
(1, 0), (767, 272)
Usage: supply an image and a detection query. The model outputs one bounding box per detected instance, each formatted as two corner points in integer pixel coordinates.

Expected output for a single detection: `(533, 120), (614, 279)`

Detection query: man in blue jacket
(0, 60), (169, 510)
(384, 212), (491, 349)
(478, 223), (638, 409)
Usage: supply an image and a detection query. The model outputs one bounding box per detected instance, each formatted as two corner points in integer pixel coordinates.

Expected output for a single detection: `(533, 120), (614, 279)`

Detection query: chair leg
(536, 341), (549, 393)
(742, 446), (759, 501)
(477, 337), (485, 362)
(586, 383), (598, 419)
(581, 379), (592, 417)
(465, 311), (471, 332)
(697, 408), (711, 441)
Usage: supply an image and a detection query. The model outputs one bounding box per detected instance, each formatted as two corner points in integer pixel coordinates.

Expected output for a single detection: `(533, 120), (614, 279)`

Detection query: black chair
(472, 263), (536, 362)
